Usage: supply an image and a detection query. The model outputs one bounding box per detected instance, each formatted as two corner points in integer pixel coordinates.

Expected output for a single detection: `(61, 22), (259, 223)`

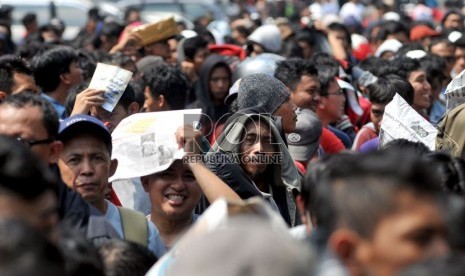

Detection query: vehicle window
(57, 7), (87, 27)
(11, 6), (49, 25)
(10, 5), (86, 27)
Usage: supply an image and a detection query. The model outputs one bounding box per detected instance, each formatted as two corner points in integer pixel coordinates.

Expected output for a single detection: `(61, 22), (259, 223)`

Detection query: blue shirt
(41, 93), (67, 119)
(105, 200), (166, 258)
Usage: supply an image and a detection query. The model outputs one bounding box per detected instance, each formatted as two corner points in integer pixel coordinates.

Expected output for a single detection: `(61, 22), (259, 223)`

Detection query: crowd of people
(1, 0), (465, 275)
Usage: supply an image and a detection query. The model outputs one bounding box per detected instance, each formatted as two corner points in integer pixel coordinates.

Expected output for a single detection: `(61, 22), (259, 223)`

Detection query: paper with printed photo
(88, 63), (133, 112)
(109, 109), (202, 182)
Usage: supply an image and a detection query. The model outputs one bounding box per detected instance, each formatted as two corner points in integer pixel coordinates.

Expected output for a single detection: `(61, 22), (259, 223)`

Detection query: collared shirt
(41, 93), (66, 119)
(105, 200), (166, 257)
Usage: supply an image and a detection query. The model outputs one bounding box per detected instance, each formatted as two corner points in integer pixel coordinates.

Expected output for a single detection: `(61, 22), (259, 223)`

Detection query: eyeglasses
(16, 137), (54, 148)
(326, 89), (345, 96)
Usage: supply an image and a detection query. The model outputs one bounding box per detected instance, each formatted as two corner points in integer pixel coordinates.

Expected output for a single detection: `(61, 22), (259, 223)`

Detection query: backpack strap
(117, 207), (148, 247)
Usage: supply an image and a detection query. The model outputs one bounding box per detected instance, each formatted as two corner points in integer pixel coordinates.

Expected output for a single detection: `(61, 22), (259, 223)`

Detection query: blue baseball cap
(58, 114), (112, 152)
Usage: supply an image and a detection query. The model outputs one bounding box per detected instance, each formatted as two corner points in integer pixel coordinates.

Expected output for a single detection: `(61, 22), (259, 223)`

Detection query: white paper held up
(445, 69), (465, 112)
(380, 93), (438, 150)
(88, 63), (133, 112)
(109, 109), (202, 182)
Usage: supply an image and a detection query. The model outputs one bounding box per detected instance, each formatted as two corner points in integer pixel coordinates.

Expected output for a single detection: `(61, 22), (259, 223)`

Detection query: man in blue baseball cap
(57, 114), (165, 258)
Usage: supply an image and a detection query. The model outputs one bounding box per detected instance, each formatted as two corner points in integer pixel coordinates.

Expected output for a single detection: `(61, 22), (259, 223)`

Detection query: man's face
(12, 72), (38, 94)
(58, 134), (116, 205)
(142, 160), (201, 221)
(318, 79), (345, 124)
(193, 47), (210, 73)
(355, 192), (448, 275)
(274, 98), (297, 133)
(444, 13), (462, 30)
(66, 61), (83, 88)
(290, 74), (320, 111)
(408, 70), (432, 111)
(239, 120), (277, 180)
(0, 190), (58, 238)
(454, 47), (465, 74)
(146, 40), (171, 60)
(430, 42), (455, 74)
(209, 66), (230, 104)
(370, 102), (387, 133)
(0, 105), (54, 163)
(91, 105), (130, 133)
(143, 86), (162, 112)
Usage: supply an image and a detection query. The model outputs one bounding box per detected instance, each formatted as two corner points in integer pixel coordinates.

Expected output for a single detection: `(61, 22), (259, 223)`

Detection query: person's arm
(176, 126), (241, 203)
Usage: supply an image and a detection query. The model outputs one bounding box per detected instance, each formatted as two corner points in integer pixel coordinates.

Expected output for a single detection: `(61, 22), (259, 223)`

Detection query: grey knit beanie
(238, 73), (290, 114)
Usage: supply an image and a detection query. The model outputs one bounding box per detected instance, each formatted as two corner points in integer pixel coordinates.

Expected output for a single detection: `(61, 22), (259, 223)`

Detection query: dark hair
(124, 6), (140, 22)
(425, 152), (465, 195)
(274, 58), (318, 91)
(311, 52), (340, 79)
(366, 77), (396, 104)
(428, 36), (454, 52)
(420, 54), (447, 91)
(453, 36), (465, 49)
(312, 150), (440, 243)
(143, 64), (188, 110)
(56, 226), (105, 276)
(441, 9), (464, 29)
(77, 50), (97, 82)
(31, 46), (79, 92)
(101, 22), (124, 39)
(118, 82), (137, 110)
(382, 139), (431, 155)
(0, 54), (32, 95)
(0, 219), (65, 276)
(358, 57), (389, 77)
(3, 92), (59, 138)
(383, 74), (415, 105)
(327, 22), (352, 47)
(0, 136), (57, 199)
(98, 239), (157, 276)
(386, 56), (422, 80)
(183, 36), (209, 61)
(22, 13), (37, 27)
(374, 20), (409, 42)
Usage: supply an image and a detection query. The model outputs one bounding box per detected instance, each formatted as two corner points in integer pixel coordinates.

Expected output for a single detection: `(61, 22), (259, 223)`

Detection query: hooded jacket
(206, 107), (302, 226)
(188, 54), (231, 123)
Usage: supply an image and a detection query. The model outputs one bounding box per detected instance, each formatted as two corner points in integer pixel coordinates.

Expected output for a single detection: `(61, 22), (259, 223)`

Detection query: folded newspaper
(109, 109), (201, 182)
(379, 93), (438, 150)
(88, 63), (133, 112)
(445, 69), (465, 112)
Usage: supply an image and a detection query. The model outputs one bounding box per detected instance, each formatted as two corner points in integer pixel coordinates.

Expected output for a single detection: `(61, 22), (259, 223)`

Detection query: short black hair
(384, 74), (415, 105)
(98, 239), (157, 276)
(386, 56), (422, 80)
(311, 150), (440, 243)
(366, 77), (396, 104)
(0, 219), (65, 276)
(31, 46), (79, 92)
(374, 20), (409, 42)
(183, 36), (209, 61)
(22, 12), (37, 27)
(0, 54), (33, 95)
(143, 64), (188, 110)
(327, 22), (352, 46)
(358, 57), (389, 77)
(3, 92), (59, 139)
(420, 54), (447, 90)
(453, 36), (465, 49)
(0, 136), (57, 200)
(274, 58), (318, 91)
